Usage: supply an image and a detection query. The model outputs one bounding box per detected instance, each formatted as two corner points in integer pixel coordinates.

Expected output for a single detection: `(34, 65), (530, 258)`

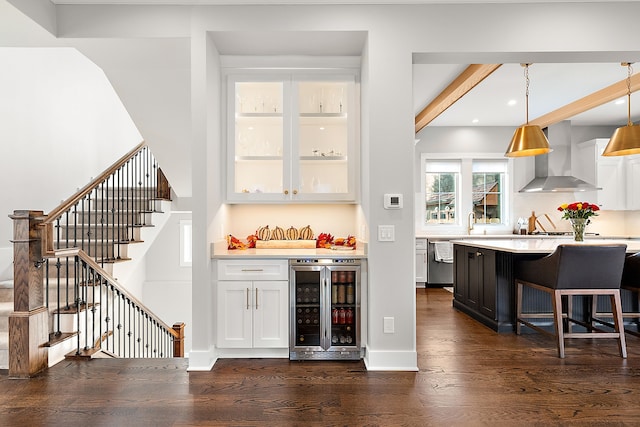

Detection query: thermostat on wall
(384, 193), (403, 209)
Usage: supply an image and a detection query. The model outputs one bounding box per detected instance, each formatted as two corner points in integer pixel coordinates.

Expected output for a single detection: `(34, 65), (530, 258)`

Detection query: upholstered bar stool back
(515, 244), (627, 358)
(619, 253), (640, 335)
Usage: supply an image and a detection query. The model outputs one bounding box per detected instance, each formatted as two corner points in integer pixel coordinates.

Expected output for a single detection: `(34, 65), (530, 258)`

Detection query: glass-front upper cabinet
(226, 72), (358, 203)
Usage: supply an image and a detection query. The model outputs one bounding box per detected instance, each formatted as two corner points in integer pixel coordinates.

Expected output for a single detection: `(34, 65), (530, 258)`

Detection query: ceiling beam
(527, 73), (640, 128)
(415, 64), (501, 134)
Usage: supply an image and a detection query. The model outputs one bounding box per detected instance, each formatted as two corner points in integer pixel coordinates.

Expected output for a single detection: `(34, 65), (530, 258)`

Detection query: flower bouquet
(557, 202), (599, 241)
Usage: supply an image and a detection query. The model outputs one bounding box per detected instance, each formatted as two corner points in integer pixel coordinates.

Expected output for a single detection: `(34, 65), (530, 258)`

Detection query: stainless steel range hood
(519, 122), (601, 193)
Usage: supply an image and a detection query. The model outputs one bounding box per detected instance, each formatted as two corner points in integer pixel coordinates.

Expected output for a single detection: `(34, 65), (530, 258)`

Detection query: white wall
(0, 47), (141, 281)
(143, 212), (193, 355)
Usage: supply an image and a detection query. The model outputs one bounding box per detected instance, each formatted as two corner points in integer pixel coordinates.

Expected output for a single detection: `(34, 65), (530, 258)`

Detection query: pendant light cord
(524, 64), (530, 124)
(626, 63), (633, 126)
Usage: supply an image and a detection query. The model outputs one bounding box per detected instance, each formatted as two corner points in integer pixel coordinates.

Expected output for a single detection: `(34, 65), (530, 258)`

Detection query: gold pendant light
(505, 64), (552, 157)
(602, 62), (640, 156)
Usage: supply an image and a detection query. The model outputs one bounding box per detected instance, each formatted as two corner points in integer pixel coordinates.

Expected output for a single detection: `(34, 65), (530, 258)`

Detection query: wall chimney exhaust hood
(519, 121), (602, 193)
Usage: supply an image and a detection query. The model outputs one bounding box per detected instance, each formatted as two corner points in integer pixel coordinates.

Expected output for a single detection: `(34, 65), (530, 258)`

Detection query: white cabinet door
(252, 281), (289, 348)
(627, 156), (640, 210)
(226, 72), (358, 203)
(597, 159), (626, 210)
(575, 139), (626, 210)
(217, 281), (253, 348)
(292, 78), (357, 202)
(217, 279), (289, 349)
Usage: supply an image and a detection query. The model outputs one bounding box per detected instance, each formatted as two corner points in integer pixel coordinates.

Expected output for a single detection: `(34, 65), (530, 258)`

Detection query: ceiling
(49, 0), (640, 4)
(414, 62), (640, 130)
(6, 0), (640, 132)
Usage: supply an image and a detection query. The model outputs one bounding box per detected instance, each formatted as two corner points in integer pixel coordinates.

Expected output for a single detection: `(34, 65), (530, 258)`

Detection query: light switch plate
(378, 225), (395, 242)
(383, 317), (395, 333)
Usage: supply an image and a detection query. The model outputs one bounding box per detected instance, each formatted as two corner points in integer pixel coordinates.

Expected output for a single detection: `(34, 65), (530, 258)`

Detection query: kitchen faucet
(468, 211), (475, 234)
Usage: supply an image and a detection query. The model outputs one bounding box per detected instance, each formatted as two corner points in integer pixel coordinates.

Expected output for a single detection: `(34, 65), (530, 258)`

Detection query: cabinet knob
(293, 189), (298, 195)
(284, 189), (289, 195)
(476, 251), (483, 257)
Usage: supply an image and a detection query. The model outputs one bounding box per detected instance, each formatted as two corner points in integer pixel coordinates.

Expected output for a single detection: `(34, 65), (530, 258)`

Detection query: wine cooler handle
(255, 287), (259, 310)
(246, 288), (250, 310)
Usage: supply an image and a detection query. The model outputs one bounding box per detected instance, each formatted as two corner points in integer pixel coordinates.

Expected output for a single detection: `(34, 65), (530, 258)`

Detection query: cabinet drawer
(217, 259), (289, 281)
(416, 239), (427, 250)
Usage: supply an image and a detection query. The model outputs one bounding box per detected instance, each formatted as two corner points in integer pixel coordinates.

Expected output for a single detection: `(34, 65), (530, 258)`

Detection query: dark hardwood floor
(2, 288), (640, 426)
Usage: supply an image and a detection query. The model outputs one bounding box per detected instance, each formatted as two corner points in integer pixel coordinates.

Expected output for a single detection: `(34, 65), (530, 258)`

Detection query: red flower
(557, 201), (599, 222)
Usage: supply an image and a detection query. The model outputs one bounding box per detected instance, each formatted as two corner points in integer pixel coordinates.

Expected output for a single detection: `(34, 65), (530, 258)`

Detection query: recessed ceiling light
(615, 98), (625, 105)
(472, 119), (479, 124)
(319, 127), (325, 130)
(507, 99), (517, 106)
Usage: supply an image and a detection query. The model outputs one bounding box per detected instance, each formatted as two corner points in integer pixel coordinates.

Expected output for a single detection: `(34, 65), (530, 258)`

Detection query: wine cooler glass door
(291, 267), (325, 350)
(328, 266), (360, 350)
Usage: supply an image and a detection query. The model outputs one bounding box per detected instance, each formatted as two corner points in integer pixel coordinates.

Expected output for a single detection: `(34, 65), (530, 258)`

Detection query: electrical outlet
(383, 317), (395, 333)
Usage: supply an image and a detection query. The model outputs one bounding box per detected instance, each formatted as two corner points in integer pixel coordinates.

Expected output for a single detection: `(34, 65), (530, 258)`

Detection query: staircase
(2, 142), (184, 375)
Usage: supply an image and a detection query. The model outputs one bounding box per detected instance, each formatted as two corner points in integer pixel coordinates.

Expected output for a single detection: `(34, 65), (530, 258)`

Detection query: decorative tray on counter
(255, 240), (316, 249)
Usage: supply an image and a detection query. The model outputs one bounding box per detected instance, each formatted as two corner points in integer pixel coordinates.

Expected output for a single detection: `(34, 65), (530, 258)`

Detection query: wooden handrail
(43, 141), (147, 225)
(49, 247), (182, 342)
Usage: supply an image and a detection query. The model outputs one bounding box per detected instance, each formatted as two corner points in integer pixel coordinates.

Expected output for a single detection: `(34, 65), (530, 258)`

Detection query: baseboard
(187, 346), (217, 371)
(363, 348), (418, 371)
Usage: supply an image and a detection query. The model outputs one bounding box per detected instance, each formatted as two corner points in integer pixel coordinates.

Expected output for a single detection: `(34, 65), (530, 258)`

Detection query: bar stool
(602, 252), (640, 336)
(515, 244), (627, 358)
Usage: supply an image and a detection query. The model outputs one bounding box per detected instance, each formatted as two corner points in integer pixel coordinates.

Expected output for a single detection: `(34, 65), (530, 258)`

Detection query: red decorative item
(227, 234), (247, 250)
(316, 232), (334, 248)
(246, 234), (258, 248)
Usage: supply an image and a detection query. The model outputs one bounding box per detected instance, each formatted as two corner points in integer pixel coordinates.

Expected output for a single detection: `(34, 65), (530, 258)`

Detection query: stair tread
(65, 347), (102, 358)
(53, 302), (100, 315)
(44, 332), (78, 347)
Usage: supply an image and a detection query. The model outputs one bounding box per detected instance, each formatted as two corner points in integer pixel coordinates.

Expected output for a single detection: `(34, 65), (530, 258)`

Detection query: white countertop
(212, 245), (367, 259)
(416, 233), (632, 240)
(450, 238), (640, 254)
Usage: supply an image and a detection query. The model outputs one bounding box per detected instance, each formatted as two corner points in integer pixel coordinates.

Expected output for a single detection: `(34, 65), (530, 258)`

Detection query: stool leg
(566, 294), (572, 333)
(553, 290), (565, 358)
(591, 294), (598, 330)
(610, 291), (627, 358)
(516, 282), (523, 335)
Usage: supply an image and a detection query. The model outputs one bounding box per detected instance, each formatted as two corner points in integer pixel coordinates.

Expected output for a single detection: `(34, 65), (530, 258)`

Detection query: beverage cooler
(289, 258), (361, 360)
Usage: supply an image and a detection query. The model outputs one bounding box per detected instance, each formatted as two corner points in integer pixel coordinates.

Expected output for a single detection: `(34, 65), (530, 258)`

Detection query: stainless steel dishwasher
(427, 240), (454, 285)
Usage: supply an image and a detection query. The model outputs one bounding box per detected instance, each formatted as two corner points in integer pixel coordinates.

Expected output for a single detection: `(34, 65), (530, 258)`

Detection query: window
(472, 160), (506, 225)
(180, 220), (192, 267)
(422, 156), (509, 230)
(424, 161), (460, 225)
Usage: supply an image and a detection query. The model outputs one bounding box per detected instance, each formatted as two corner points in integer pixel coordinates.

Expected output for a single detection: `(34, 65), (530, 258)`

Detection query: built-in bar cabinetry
(573, 138), (640, 210)
(226, 72), (359, 203)
(216, 259), (289, 356)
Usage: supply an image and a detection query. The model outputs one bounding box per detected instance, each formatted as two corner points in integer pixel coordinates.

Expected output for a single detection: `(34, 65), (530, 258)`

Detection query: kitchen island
(450, 238), (640, 332)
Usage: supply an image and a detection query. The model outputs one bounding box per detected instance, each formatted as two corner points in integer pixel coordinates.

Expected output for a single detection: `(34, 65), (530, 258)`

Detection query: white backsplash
(226, 204), (359, 240)
(513, 192), (639, 236)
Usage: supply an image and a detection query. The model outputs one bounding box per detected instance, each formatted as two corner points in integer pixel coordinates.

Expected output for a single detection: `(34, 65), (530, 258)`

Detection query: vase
(570, 218), (587, 242)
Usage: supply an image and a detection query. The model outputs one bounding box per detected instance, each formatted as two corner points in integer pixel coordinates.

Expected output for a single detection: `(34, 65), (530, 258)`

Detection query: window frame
(420, 153), (513, 235)
(179, 219), (193, 267)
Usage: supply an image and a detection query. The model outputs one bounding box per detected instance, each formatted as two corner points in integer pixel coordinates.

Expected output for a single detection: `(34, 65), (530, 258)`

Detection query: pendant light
(602, 62), (640, 156)
(505, 64), (552, 157)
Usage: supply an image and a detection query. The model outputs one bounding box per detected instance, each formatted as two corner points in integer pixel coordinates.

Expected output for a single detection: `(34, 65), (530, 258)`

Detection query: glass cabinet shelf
(236, 113), (283, 119)
(235, 156), (283, 161)
(299, 156), (347, 162)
